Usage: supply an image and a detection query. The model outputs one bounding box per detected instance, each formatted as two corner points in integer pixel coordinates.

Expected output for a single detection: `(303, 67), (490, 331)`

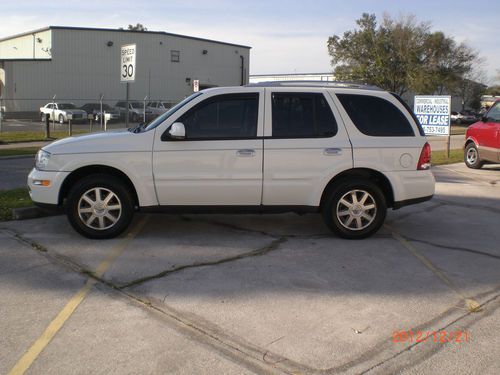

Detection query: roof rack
(245, 80), (382, 90)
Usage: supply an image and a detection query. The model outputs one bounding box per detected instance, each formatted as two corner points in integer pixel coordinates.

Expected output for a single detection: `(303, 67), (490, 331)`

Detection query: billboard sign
(414, 95), (451, 136)
(120, 44), (136, 82)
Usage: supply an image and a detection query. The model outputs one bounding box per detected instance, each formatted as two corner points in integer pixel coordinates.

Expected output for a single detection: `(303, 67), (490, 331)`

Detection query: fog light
(33, 179), (51, 186)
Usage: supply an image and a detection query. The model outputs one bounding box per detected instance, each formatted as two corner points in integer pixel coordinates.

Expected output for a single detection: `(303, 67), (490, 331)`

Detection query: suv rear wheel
(464, 142), (483, 169)
(322, 178), (386, 239)
(66, 174), (134, 239)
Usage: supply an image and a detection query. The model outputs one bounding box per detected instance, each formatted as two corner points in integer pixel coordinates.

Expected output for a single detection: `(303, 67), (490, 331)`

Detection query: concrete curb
(12, 206), (61, 220)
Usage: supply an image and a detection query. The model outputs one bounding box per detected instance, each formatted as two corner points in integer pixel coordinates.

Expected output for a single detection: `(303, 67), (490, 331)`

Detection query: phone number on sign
(392, 330), (470, 343)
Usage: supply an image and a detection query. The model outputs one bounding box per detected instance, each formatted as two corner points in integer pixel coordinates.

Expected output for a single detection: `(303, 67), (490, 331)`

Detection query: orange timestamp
(392, 329), (470, 344)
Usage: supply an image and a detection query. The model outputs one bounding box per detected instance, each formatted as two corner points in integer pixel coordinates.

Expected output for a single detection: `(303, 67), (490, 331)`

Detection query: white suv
(29, 82), (435, 239)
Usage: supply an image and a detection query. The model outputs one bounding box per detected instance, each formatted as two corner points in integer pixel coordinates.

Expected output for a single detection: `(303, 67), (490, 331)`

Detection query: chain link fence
(0, 95), (178, 136)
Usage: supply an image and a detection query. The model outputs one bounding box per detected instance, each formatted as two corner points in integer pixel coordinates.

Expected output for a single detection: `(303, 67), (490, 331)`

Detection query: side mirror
(481, 116), (488, 123)
(168, 122), (186, 140)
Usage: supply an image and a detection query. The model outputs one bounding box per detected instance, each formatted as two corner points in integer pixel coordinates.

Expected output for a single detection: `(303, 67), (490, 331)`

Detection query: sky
(1, 0), (499, 83)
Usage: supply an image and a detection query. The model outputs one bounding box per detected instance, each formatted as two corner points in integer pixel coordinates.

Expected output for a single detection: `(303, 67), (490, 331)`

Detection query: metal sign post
(121, 44), (136, 129)
(143, 95), (148, 123)
(99, 94), (104, 130)
(67, 113), (73, 136)
(414, 95), (451, 157)
(125, 83), (130, 128)
(51, 94), (56, 132)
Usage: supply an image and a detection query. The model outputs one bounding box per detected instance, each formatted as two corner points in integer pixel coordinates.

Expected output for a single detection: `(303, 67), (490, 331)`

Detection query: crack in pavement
(433, 198), (500, 215)
(359, 292), (500, 375)
(119, 237), (288, 289)
(400, 235), (500, 260)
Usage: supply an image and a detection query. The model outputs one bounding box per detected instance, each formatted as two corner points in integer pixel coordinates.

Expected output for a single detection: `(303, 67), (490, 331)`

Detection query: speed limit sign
(120, 44), (136, 82)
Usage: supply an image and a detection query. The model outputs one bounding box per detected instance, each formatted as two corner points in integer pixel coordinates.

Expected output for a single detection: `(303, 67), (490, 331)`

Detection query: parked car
(29, 82), (435, 239)
(147, 101), (173, 116)
(450, 111), (477, 125)
(80, 103), (120, 122)
(40, 103), (87, 124)
(115, 101), (152, 122)
(464, 100), (500, 168)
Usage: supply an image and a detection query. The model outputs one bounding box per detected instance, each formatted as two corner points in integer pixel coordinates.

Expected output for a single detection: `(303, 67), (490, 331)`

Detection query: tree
(119, 23), (148, 31)
(327, 13), (478, 96)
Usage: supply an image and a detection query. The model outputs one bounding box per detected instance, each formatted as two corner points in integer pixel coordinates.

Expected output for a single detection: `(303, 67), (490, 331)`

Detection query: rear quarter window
(337, 94), (415, 137)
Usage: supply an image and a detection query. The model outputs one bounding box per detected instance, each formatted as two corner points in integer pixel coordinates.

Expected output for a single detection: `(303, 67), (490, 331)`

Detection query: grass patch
(431, 149), (463, 165)
(450, 125), (468, 136)
(0, 188), (32, 221)
(0, 147), (40, 157)
(0, 130), (88, 144)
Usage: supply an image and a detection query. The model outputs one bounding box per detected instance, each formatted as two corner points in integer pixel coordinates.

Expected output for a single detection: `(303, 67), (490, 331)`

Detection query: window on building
(271, 93), (338, 138)
(178, 93), (259, 139)
(337, 94), (414, 137)
(171, 50), (180, 63)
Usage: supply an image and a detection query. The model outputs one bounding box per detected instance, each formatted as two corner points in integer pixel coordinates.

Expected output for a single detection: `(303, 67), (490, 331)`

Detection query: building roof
(0, 26), (251, 49)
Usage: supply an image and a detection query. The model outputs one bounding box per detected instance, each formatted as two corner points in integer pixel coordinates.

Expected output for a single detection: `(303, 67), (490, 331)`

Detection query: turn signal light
(33, 179), (51, 187)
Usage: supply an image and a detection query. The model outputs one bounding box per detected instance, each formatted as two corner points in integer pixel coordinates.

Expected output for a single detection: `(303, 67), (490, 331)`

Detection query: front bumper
(27, 168), (70, 205)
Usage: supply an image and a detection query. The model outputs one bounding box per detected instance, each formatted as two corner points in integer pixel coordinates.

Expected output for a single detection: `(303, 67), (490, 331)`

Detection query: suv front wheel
(66, 174), (134, 239)
(322, 178), (386, 239)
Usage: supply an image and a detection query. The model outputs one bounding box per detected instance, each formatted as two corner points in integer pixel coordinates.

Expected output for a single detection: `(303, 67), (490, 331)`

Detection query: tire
(464, 142), (483, 169)
(59, 114), (65, 124)
(322, 178), (387, 239)
(65, 174), (135, 239)
(456, 118), (462, 125)
(131, 113), (138, 122)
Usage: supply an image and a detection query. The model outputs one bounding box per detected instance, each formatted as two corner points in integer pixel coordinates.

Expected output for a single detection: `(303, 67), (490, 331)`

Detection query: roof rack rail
(245, 80), (383, 90)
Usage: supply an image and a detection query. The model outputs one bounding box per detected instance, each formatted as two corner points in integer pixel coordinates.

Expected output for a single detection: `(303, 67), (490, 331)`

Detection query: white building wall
(1, 28), (250, 112)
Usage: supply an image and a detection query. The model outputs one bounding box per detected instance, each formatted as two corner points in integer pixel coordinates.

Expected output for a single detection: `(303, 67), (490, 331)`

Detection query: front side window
(59, 103), (77, 109)
(178, 93), (258, 140)
(486, 102), (500, 122)
(271, 93), (338, 138)
(337, 94), (414, 136)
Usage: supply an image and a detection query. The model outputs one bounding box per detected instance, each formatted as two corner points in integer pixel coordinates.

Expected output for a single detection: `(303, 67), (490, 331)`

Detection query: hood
(43, 129), (153, 155)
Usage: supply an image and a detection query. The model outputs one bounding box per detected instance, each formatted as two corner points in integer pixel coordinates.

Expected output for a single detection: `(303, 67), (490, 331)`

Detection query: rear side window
(271, 93), (338, 138)
(179, 93), (258, 139)
(337, 94), (415, 137)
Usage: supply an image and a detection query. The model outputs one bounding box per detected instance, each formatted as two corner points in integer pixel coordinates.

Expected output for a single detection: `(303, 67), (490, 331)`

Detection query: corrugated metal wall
(2, 28), (250, 111)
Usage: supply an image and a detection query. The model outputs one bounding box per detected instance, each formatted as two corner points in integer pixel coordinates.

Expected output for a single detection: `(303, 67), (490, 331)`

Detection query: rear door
(262, 88), (352, 206)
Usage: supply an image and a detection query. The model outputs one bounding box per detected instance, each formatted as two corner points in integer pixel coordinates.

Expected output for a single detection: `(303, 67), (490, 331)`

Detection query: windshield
(144, 92), (203, 131)
(59, 103), (77, 109)
(130, 102), (143, 109)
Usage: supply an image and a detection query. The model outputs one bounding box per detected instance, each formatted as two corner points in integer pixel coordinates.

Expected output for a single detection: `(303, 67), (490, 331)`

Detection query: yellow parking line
(385, 225), (481, 313)
(8, 217), (148, 375)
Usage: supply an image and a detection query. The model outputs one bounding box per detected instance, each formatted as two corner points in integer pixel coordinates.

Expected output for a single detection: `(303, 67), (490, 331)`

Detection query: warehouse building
(0, 26), (250, 113)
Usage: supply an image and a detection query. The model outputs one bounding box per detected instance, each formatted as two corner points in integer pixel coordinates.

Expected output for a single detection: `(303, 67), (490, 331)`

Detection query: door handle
(324, 148), (342, 156)
(236, 149), (255, 157)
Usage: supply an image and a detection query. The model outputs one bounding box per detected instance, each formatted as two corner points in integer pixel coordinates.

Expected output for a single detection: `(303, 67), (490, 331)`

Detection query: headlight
(35, 150), (51, 170)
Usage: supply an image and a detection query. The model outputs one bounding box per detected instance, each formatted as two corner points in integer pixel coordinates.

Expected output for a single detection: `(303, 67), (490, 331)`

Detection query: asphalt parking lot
(1, 163), (499, 374)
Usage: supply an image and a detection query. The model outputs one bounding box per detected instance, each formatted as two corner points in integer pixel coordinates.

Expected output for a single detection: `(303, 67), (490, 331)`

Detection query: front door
(479, 102), (500, 161)
(152, 90), (264, 206)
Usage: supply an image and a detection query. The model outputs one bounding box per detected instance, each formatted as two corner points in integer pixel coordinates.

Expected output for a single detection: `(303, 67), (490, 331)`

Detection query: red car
(464, 100), (500, 168)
